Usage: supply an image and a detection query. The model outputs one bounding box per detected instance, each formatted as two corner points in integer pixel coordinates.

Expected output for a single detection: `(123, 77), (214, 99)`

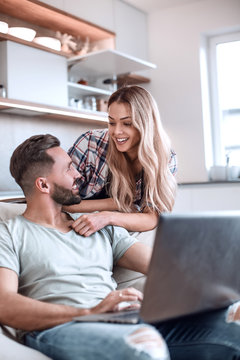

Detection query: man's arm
(0, 268), (90, 331)
(116, 243), (152, 275)
(0, 268), (143, 331)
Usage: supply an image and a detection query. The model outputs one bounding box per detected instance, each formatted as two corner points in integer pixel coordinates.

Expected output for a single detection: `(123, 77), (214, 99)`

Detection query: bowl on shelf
(8, 27), (36, 41)
(0, 21), (8, 34)
(33, 37), (61, 51)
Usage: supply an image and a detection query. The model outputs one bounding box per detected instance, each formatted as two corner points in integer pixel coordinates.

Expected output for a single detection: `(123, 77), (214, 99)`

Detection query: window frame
(208, 31), (240, 166)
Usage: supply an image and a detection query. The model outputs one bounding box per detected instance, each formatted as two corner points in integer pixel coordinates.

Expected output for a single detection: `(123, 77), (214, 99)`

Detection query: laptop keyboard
(104, 309), (140, 324)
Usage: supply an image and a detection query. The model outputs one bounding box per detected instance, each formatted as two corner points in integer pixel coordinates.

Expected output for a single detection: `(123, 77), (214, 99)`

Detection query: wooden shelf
(0, 32), (69, 57)
(68, 82), (111, 98)
(0, 0), (115, 42)
(117, 74), (151, 86)
(0, 97), (108, 125)
(68, 49), (157, 81)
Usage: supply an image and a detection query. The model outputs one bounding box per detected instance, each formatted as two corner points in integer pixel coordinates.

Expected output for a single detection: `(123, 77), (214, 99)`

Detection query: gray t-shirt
(0, 213), (137, 309)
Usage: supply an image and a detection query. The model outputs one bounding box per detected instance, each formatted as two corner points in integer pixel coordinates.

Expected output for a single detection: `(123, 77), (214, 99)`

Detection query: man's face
(46, 147), (81, 206)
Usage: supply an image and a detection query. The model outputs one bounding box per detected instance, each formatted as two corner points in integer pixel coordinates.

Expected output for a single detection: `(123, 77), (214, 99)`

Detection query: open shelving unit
(68, 49), (157, 99)
(0, 0), (156, 121)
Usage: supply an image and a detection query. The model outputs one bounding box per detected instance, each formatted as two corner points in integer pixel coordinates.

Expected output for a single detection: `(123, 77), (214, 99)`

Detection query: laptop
(74, 212), (240, 324)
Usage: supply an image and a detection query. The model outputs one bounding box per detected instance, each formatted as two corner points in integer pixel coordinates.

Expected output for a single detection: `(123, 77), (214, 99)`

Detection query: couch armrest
(0, 325), (52, 360)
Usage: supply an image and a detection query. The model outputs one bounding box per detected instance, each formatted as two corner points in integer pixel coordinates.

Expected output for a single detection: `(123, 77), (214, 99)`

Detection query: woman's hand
(71, 209), (158, 234)
(90, 288), (143, 314)
(71, 212), (112, 237)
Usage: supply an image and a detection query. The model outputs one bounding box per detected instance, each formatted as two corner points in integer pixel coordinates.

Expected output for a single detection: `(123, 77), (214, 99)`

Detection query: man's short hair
(10, 134), (60, 196)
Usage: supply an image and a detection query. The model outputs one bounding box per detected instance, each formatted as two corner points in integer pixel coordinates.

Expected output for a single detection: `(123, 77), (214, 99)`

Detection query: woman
(67, 85), (177, 237)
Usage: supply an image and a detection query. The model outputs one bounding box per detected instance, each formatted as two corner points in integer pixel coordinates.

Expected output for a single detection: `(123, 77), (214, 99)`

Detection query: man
(0, 134), (168, 360)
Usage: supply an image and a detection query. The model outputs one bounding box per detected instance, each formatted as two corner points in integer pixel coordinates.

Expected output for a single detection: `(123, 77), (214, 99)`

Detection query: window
(209, 32), (240, 167)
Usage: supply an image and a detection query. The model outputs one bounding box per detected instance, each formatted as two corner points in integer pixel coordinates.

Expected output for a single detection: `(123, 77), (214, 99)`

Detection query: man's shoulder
(0, 215), (24, 228)
(0, 215), (24, 241)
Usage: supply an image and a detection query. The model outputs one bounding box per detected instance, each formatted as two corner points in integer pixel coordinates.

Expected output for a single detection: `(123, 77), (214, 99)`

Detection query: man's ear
(35, 177), (50, 193)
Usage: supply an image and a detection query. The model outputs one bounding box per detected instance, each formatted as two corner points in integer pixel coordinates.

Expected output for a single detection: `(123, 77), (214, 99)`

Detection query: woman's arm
(117, 242), (152, 274)
(64, 198), (118, 213)
(71, 210), (158, 236)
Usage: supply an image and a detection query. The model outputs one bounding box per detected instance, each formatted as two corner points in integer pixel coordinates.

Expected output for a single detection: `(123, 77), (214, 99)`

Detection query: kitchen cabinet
(39, 0), (115, 33)
(173, 182), (240, 213)
(114, 0), (148, 60)
(0, 41), (68, 107)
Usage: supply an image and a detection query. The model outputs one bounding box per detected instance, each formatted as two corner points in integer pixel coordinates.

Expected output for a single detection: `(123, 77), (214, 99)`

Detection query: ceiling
(123, 0), (204, 13)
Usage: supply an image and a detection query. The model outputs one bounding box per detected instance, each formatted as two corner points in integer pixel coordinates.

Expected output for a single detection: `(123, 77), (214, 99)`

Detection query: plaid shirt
(68, 129), (177, 210)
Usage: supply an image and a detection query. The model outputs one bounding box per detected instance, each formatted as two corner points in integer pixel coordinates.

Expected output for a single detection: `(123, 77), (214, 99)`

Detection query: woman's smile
(108, 102), (140, 160)
(115, 137), (129, 144)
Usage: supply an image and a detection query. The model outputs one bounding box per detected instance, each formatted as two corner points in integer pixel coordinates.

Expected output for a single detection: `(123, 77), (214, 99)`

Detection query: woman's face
(108, 102), (140, 160)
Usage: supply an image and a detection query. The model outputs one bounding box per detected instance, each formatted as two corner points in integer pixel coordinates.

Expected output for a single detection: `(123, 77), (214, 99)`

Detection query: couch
(0, 201), (156, 360)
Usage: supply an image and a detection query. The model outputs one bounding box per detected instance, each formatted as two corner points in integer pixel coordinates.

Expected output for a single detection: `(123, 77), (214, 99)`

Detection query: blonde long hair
(106, 85), (177, 213)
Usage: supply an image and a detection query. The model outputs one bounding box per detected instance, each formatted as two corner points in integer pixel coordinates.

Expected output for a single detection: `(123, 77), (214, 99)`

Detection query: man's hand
(71, 212), (111, 237)
(90, 288), (143, 314)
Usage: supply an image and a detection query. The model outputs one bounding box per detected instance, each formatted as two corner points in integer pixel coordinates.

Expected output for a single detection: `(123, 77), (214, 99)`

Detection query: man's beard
(51, 183), (81, 206)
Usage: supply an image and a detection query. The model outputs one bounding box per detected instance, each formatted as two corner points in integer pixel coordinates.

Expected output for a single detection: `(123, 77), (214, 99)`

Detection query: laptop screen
(141, 212), (240, 323)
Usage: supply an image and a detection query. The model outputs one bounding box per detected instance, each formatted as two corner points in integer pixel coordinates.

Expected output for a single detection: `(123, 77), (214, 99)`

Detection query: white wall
(0, 113), (106, 193)
(147, 0), (240, 183)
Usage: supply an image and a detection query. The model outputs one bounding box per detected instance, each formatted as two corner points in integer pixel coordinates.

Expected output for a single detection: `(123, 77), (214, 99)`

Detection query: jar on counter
(0, 85), (6, 98)
(69, 98), (79, 108)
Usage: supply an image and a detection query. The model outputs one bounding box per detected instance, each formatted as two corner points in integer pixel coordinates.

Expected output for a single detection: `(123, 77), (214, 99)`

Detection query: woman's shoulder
(74, 129), (109, 145)
(68, 129), (109, 157)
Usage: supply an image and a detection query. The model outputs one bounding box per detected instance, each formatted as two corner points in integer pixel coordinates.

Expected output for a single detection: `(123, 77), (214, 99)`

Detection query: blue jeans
(156, 307), (240, 360)
(25, 308), (240, 360)
(25, 321), (168, 360)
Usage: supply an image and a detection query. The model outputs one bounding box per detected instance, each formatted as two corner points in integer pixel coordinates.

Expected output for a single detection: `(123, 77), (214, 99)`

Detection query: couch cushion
(0, 328), (51, 360)
(0, 202), (26, 221)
